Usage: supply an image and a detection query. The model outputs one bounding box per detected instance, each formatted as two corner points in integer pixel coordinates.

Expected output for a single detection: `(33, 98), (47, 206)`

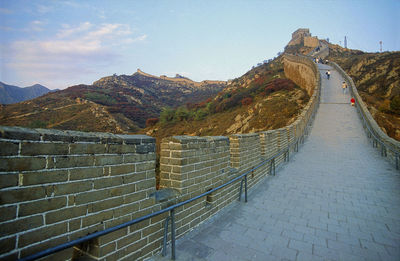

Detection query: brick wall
(0, 127), (156, 260)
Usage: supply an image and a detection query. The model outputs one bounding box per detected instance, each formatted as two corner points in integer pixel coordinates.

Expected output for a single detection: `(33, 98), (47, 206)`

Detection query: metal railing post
(239, 178), (244, 201)
(170, 209), (176, 260)
(244, 175), (248, 203)
(162, 216), (170, 257)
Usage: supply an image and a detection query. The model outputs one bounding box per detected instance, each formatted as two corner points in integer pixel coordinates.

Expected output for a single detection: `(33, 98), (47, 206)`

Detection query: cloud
(29, 20), (46, 31)
(3, 22), (145, 89)
(57, 22), (93, 38)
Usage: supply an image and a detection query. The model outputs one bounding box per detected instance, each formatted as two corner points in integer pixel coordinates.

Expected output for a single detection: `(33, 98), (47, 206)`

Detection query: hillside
(0, 71), (226, 132)
(328, 47), (400, 140)
(142, 57), (310, 150)
(0, 82), (53, 104)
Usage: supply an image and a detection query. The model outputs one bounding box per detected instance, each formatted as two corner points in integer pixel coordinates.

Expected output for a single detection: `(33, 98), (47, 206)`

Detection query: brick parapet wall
(0, 126), (156, 260)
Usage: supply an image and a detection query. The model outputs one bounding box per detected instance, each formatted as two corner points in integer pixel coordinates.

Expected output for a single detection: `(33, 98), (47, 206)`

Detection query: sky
(0, 0), (399, 90)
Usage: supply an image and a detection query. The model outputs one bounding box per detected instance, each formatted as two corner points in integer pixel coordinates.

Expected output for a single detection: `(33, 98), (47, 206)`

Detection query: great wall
(1, 31), (399, 260)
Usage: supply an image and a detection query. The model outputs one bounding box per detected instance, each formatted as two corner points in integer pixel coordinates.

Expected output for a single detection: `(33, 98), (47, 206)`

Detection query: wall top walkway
(152, 64), (400, 261)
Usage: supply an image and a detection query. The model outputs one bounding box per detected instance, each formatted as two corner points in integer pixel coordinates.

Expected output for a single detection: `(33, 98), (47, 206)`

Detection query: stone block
(122, 172), (147, 184)
(0, 186), (47, 204)
(75, 190), (110, 205)
(21, 142), (69, 156)
(93, 176), (123, 189)
(19, 197), (67, 217)
(54, 181), (92, 196)
(82, 211), (113, 227)
(0, 173), (18, 188)
(89, 197), (124, 213)
(0, 235), (16, 255)
(0, 157), (46, 172)
(0, 141), (19, 156)
(0, 215), (43, 237)
(18, 222), (68, 247)
(69, 143), (107, 155)
(54, 155), (94, 168)
(0, 205), (16, 222)
(45, 205), (87, 224)
(0, 126), (40, 141)
(69, 167), (104, 180)
(95, 155), (123, 166)
(20, 169), (68, 186)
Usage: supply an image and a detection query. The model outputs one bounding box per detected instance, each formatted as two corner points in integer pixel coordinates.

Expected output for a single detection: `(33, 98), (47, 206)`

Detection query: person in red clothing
(351, 98), (355, 106)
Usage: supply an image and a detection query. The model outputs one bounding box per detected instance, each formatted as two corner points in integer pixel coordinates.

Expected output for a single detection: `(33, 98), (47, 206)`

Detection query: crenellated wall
(0, 54), (321, 261)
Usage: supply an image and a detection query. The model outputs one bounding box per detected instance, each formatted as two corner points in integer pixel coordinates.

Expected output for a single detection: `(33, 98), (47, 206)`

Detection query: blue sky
(0, 0), (399, 90)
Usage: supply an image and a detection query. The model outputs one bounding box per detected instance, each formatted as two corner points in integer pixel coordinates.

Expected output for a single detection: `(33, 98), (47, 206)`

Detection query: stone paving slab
(150, 64), (400, 261)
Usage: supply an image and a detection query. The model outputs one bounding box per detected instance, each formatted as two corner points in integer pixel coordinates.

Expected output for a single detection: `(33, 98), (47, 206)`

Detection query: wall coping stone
(0, 125), (154, 144)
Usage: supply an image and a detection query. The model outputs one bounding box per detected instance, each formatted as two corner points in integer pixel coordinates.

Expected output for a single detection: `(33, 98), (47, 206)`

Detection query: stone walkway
(152, 64), (400, 261)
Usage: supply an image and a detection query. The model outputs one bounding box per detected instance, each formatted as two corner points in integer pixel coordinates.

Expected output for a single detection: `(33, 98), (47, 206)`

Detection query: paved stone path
(152, 64), (400, 261)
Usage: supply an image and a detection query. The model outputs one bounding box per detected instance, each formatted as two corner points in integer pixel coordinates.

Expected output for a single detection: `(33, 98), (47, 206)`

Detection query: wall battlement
(0, 54), (320, 261)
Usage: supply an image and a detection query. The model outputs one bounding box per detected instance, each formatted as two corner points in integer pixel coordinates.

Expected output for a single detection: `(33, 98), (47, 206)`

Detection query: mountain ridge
(0, 82), (55, 104)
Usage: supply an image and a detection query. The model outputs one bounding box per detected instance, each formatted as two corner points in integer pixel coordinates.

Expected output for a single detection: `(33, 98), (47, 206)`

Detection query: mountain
(0, 82), (54, 104)
(0, 71), (226, 133)
(328, 46), (400, 141)
(141, 57), (310, 153)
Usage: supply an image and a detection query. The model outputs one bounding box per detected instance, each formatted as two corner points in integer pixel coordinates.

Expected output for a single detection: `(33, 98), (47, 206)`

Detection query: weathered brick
(110, 164), (135, 176)
(54, 181), (92, 195)
(82, 211), (113, 227)
(94, 176), (123, 189)
(0, 236), (16, 254)
(107, 144), (136, 154)
(55, 155), (94, 168)
(113, 203), (139, 218)
(69, 143), (107, 155)
(18, 222), (67, 247)
(0, 173), (18, 188)
(0, 205), (16, 222)
(98, 227), (128, 245)
(123, 172), (147, 184)
(0, 157), (46, 171)
(45, 205), (87, 224)
(123, 191), (147, 204)
(21, 142), (69, 156)
(75, 190), (110, 205)
(109, 184), (135, 197)
(19, 197), (67, 217)
(0, 215), (43, 237)
(69, 218), (81, 232)
(0, 126), (40, 141)
(95, 155), (123, 166)
(19, 235), (70, 259)
(136, 179), (155, 191)
(20, 170), (68, 186)
(0, 141), (19, 156)
(69, 167), (104, 180)
(116, 232), (141, 249)
(89, 197), (124, 213)
(0, 186), (47, 204)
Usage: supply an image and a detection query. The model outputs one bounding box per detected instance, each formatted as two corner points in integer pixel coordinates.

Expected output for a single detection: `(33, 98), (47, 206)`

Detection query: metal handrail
(20, 56), (321, 261)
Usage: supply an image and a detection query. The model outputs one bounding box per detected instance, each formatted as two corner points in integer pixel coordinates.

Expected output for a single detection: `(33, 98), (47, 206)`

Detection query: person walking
(326, 70), (331, 79)
(351, 97), (355, 106)
(342, 81), (347, 94)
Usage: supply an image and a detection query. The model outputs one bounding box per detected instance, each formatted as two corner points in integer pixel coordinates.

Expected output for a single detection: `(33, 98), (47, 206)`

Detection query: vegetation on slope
(142, 57), (309, 149)
(0, 72), (225, 133)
